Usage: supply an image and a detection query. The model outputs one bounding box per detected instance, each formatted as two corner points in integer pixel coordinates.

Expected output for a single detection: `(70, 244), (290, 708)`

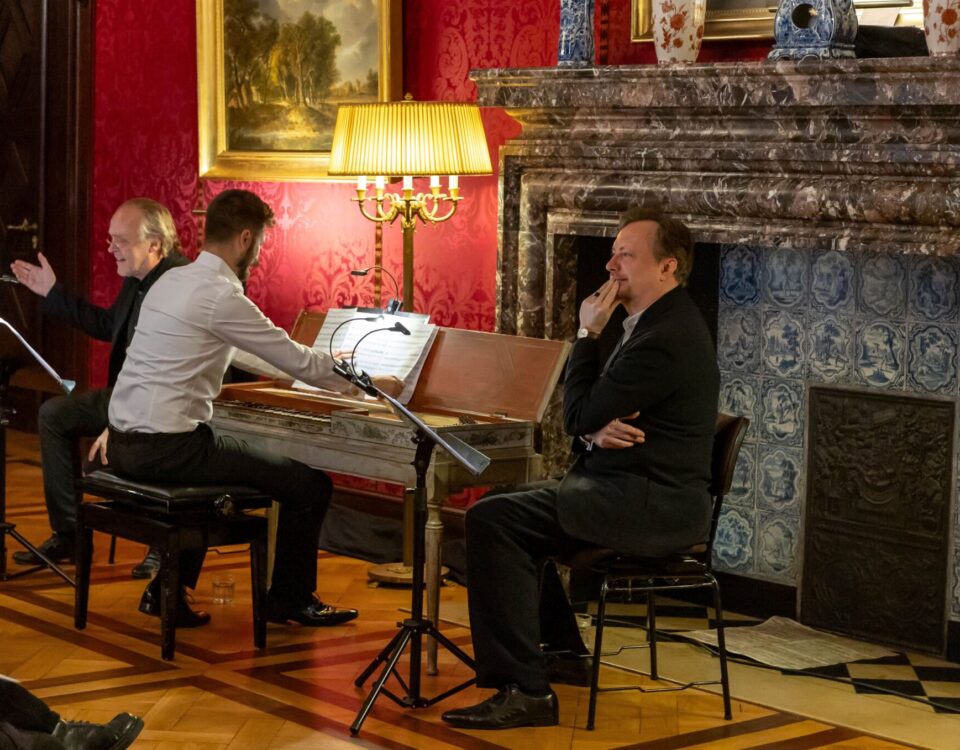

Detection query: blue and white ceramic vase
(558, 0), (595, 66)
(768, 0), (858, 60)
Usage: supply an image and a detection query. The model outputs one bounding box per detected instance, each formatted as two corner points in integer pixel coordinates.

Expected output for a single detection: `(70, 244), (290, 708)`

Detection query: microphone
(328, 317), (409, 397)
(327, 315), (382, 362)
(351, 266), (403, 313)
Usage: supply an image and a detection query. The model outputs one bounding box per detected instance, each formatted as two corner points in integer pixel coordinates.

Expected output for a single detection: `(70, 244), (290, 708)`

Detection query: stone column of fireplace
(473, 58), (960, 636)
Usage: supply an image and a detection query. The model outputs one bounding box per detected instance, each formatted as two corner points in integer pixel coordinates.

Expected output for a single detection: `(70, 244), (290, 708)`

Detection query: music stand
(0, 316), (76, 586)
(334, 365), (490, 735)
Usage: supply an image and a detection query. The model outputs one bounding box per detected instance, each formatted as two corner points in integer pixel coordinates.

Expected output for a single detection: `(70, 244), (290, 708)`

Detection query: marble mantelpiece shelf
(473, 58), (960, 111)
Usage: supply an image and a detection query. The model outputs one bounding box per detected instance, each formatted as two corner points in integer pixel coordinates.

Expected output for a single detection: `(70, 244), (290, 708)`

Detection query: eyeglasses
(106, 236), (134, 251)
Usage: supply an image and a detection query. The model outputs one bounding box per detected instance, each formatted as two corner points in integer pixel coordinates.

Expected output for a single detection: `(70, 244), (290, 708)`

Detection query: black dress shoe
(138, 585), (211, 628)
(12, 533), (75, 565)
(266, 594), (358, 627)
(131, 547), (161, 579)
(52, 711), (144, 750)
(545, 653), (594, 687)
(441, 684), (559, 730)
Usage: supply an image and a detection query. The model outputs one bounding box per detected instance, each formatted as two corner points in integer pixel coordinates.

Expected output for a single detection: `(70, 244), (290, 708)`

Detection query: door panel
(0, 0), (92, 378)
(0, 0), (43, 333)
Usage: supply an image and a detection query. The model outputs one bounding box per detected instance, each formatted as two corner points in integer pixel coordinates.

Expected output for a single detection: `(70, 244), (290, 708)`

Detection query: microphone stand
(331, 353), (490, 736)
(0, 317), (76, 586)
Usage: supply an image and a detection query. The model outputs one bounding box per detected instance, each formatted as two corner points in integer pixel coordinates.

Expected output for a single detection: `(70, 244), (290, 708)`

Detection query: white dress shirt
(109, 251), (345, 433)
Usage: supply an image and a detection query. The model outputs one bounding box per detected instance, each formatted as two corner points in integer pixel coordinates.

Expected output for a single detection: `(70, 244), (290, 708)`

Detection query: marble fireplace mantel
(472, 58), (960, 339)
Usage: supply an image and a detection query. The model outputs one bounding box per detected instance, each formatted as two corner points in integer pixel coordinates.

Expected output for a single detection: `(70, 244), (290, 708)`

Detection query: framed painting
(632, 0), (922, 41)
(197, 0), (402, 181)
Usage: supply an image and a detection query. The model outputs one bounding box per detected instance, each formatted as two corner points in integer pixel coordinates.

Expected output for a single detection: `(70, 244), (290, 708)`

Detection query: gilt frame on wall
(197, 0), (402, 181)
(631, 0), (922, 40)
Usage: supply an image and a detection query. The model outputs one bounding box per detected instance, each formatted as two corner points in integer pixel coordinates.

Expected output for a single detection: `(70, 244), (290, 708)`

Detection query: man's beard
(236, 246), (259, 283)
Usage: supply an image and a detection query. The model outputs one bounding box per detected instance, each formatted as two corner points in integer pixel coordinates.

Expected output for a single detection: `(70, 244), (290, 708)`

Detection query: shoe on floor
(545, 652), (594, 687)
(138, 584), (210, 628)
(130, 547), (161, 579)
(12, 533), (75, 566)
(441, 684), (559, 729)
(266, 594), (358, 627)
(52, 711), (144, 750)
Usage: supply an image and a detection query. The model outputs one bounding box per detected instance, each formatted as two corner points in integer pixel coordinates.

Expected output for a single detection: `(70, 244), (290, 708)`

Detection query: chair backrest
(706, 413), (750, 554)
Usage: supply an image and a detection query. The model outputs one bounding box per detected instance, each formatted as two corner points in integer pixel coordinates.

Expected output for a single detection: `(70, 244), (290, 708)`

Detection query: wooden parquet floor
(0, 430), (918, 749)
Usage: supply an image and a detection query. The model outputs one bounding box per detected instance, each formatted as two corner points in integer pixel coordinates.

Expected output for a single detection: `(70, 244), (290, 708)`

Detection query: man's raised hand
(11, 252), (56, 297)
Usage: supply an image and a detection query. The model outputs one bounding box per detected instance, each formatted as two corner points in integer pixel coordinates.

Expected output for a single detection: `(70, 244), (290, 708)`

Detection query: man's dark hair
(204, 189), (275, 244)
(618, 207), (694, 286)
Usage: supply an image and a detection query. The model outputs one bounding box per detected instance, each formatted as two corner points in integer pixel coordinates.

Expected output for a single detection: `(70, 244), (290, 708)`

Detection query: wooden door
(0, 0), (92, 384)
(0, 1), (43, 335)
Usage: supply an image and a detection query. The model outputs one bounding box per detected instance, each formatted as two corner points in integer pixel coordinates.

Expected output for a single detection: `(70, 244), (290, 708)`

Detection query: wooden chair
(563, 413), (749, 729)
(74, 469), (272, 660)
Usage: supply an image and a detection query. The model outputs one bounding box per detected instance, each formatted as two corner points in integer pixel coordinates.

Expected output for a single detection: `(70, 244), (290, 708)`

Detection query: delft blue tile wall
(716, 244), (960, 616)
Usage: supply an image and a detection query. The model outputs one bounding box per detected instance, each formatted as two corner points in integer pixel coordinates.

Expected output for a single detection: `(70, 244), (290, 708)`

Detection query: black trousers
(0, 679), (59, 733)
(108, 423), (331, 606)
(464, 480), (592, 693)
(38, 389), (111, 536)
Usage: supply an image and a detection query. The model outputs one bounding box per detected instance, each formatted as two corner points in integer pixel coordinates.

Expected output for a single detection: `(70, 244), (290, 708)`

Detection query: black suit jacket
(557, 286), (719, 557)
(42, 252), (188, 386)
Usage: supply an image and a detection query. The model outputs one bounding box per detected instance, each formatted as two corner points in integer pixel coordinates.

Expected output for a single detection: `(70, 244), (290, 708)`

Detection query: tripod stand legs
(351, 617), (476, 735)
(0, 522), (76, 586)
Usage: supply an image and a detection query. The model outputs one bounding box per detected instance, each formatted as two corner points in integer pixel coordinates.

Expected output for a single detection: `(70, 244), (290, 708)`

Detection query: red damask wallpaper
(90, 0), (765, 386)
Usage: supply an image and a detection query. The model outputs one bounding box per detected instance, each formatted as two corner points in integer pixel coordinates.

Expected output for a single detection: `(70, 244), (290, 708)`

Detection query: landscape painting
(197, 0), (401, 181)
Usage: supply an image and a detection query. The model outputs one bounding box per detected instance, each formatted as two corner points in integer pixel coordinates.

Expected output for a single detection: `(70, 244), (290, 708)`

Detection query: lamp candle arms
(351, 181), (463, 311)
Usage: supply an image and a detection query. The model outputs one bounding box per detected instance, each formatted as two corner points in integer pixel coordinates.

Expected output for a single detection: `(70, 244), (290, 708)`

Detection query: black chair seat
(83, 469), (271, 517)
(563, 414), (749, 730)
(562, 544), (709, 573)
(74, 469), (271, 661)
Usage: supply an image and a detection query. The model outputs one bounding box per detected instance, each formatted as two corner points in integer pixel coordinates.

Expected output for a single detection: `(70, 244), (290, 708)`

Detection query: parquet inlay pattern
(0, 430), (922, 748)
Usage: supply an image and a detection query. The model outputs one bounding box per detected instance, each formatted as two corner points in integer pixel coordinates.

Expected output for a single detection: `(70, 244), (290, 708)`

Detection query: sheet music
(294, 308), (437, 404)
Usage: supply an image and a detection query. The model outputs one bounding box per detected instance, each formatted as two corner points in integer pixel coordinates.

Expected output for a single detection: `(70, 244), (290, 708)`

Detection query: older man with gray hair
(10, 198), (188, 571)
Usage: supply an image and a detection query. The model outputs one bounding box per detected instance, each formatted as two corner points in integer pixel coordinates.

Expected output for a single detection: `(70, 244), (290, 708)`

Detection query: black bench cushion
(81, 469), (272, 515)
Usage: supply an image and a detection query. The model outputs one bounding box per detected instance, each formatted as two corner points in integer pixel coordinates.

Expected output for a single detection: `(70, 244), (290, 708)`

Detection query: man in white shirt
(93, 189), (397, 628)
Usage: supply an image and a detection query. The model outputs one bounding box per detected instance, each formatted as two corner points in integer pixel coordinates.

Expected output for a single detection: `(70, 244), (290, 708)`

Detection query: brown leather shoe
(441, 684), (559, 729)
(138, 585), (210, 628)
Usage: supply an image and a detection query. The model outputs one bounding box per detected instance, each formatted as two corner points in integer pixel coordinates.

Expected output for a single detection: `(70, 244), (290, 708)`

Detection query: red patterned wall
(90, 0), (766, 386)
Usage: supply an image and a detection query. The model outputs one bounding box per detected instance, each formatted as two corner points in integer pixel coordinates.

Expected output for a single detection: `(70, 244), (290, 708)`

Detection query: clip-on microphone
(350, 266), (403, 313)
(328, 318), (410, 396)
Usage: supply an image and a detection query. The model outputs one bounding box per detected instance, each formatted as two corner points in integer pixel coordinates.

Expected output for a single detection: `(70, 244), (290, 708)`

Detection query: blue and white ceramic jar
(768, 0), (857, 60)
(558, 0), (595, 66)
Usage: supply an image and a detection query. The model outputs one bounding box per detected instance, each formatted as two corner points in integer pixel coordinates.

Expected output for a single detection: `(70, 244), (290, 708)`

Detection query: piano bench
(75, 469), (272, 661)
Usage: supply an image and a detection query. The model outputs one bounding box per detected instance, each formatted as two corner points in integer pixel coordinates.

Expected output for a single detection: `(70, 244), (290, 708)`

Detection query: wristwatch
(577, 327), (598, 339)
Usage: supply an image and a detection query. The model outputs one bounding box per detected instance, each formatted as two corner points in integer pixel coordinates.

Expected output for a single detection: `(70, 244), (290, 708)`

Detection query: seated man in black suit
(10, 198), (188, 577)
(0, 675), (142, 749)
(442, 208), (720, 730)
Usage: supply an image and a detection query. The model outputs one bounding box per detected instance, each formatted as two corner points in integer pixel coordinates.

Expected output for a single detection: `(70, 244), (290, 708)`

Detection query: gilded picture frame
(632, 0), (923, 41)
(197, 0), (402, 181)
